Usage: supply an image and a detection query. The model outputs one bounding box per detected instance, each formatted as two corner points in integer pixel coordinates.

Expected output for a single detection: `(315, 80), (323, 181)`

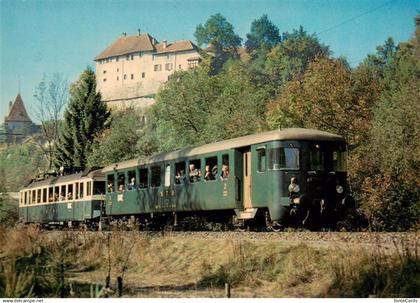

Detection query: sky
(0, 0), (418, 121)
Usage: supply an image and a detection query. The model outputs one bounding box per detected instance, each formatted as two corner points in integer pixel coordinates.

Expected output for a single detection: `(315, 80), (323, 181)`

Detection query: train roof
(23, 169), (104, 190)
(102, 128), (345, 173)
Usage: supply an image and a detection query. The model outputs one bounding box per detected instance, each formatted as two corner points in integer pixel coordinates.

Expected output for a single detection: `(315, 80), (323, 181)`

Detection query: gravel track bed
(158, 231), (419, 249)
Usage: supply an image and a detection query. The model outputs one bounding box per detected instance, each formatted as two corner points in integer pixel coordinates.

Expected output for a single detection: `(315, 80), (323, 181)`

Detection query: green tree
(266, 57), (380, 147)
(55, 68), (110, 169)
(0, 142), (46, 191)
(245, 14), (281, 57)
(195, 13), (242, 72)
(153, 67), (220, 151)
(153, 62), (270, 151)
(87, 108), (158, 167)
(264, 26), (330, 94)
(360, 21), (420, 230)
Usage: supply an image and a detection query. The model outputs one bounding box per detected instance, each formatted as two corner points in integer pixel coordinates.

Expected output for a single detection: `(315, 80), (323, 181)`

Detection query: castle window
(131, 55), (134, 60)
(116, 57), (119, 62)
(103, 70), (106, 74)
(188, 59), (200, 69)
(179, 64), (182, 69)
(103, 78), (107, 82)
(117, 76), (119, 81)
(131, 74), (134, 80)
(124, 74), (127, 80)
(117, 68), (119, 72)
(165, 63), (173, 71)
(154, 64), (162, 72)
(126, 55), (129, 60)
(142, 72), (145, 78)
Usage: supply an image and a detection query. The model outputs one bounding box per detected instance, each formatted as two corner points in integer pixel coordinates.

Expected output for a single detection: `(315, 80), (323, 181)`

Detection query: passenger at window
(107, 182), (114, 193)
(68, 192), (73, 200)
(204, 165), (215, 181)
(176, 170), (185, 184)
(189, 164), (201, 182)
(118, 184), (124, 192)
(220, 164), (230, 180)
(54, 193), (59, 202)
(60, 193), (65, 201)
(128, 177), (136, 190)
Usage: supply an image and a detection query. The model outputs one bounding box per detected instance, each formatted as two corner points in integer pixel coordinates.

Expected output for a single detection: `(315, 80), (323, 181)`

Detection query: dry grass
(0, 227), (418, 298)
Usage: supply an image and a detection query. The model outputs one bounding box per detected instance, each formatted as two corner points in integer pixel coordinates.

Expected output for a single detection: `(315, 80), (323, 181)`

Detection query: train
(18, 128), (355, 230)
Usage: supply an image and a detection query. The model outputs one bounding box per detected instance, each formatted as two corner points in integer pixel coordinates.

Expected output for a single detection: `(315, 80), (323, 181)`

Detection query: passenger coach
(19, 168), (106, 227)
(103, 128), (354, 229)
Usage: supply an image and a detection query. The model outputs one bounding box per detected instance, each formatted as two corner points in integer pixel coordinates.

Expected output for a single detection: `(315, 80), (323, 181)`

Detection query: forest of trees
(0, 14), (418, 231)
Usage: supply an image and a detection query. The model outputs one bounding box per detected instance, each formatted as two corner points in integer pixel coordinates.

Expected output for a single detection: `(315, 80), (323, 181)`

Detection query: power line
(317, 0), (395, 36)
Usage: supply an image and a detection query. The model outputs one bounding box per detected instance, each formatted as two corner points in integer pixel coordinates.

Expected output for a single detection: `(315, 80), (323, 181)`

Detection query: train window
(87, 181), (92, 196)
(309, 147), (324, 171)
(48, 187), (53, 202)
(60, 185), (66, 200)
(93, 181), (105, 195)
(107, 175), (115, 193)
(188, 159), (201, 183)
(175, 162), (186, 185)
(37, 189), (41, 203)
(32, 190), (36, 204)
(151, 166), (161, 187)
(164, 164), (171, 187)
(54, 186), (59, 201)
(24, 191), (27, 205)
(80, 182), (84, 198)
(221, 155), (230, 180)
(204, 157), (217, 181)
(139, 168), (148, 188)
(257, 148), (266, 172)
(117, 173), (125, 192)
(127, 171), (136, 190)
(75, 182), (79, 199)
(269, 148), (299, 170)
(68, 184), (73, 200)
(42, 188), (47, 203)
(333, 149), (347, 172)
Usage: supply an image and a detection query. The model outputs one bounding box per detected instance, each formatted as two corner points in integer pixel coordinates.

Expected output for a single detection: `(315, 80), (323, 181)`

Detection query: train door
(243, 150), (252, 208)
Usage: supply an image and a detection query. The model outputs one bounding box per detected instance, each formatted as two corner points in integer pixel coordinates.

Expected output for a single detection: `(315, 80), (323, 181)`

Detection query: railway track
(41, 229), (419, 251)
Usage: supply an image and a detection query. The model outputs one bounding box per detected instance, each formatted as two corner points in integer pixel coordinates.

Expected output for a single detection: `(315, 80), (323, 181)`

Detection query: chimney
(137, 28), (141, 36)
(122, 32), (127, 37)
(162, 40), (167, 48)
(9, 101), (12, 112)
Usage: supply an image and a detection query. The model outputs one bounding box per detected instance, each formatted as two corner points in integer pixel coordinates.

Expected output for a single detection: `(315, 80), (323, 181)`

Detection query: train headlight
(336, 185), (344, 194)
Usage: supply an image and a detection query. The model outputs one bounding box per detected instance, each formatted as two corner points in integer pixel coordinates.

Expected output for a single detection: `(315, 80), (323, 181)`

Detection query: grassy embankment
(0, 226), (418, 298)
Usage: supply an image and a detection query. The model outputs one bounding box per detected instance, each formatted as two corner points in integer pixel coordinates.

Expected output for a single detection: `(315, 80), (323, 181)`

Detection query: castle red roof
(5, 93), (32, 123)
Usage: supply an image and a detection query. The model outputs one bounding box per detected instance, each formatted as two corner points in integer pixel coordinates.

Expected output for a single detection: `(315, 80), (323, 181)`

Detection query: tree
(195, 13), (242, 72)
(55, 68), (110, 169)
(245, 15), (281, 57)
(266, 57), (380, 147)
(87, 108), (158, 167)
(152, 62), (270, 152)
(359, 21), (420, 230)
(33, 74), (68, 170)
(361, 37), (398, 82)
(264, 26), (330, 94)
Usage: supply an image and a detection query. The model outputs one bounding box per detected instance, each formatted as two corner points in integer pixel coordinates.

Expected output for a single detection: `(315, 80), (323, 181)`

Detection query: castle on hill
(94, 32), (201, 109)
(0, 93), (40, 144)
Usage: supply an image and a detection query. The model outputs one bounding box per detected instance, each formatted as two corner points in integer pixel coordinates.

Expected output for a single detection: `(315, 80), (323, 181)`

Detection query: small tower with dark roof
(1, 93), (39, 144)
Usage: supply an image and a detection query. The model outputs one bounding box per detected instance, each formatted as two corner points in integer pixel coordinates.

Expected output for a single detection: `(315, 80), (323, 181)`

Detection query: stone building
(94, 32), (201, 109)
(0, 93), (40, 144)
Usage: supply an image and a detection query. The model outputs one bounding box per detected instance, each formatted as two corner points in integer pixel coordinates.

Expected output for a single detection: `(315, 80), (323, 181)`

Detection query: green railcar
(18, 169), (106, 227)
(102, 128), (354, 228)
